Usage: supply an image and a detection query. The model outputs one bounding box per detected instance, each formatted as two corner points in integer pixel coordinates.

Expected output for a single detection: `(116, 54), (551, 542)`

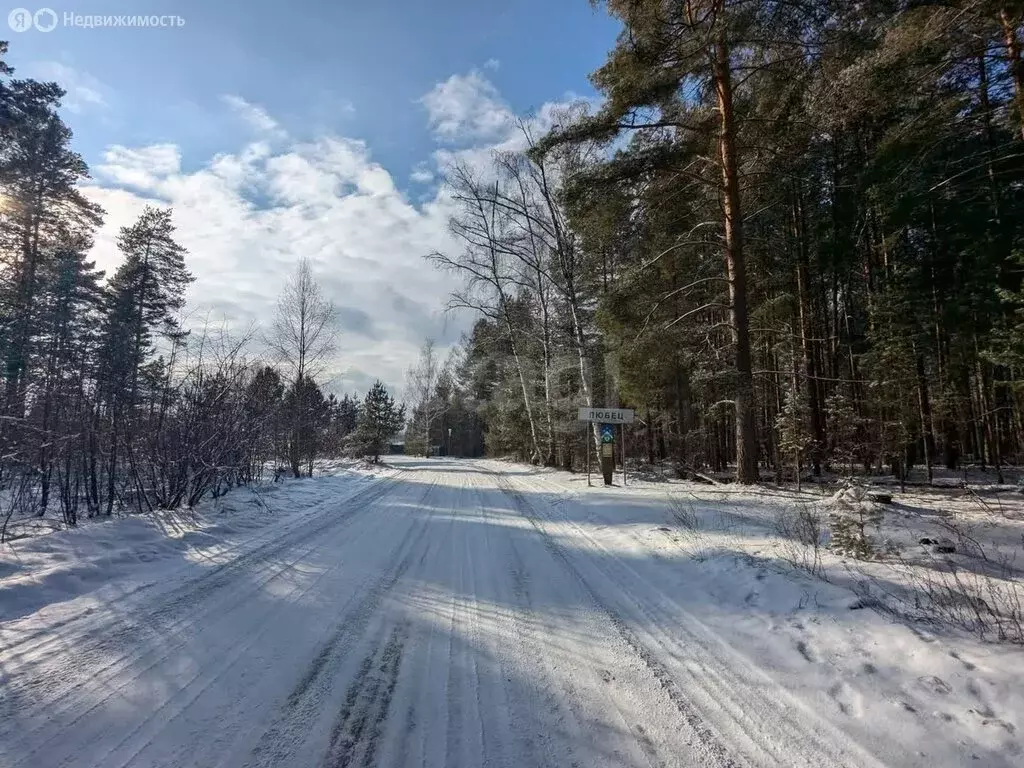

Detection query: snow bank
(0, 460), (392, 622)
(487, 459), (1024, 765)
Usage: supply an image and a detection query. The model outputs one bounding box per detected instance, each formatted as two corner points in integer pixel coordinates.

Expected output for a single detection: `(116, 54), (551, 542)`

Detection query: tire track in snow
(477, 471), (692, 768)
(500, 469), (890, 768)
(378, 465), (476, 768)
(3, 476), (415, 768)
(489, 470), (742, 768)
(321, 621), (408, 768)
(0, 474), (395, 664)
(0, 475), (401, 763)
(469, 474), (575, 768)
(95, 486), (426, 768)
(1, 473), (397, 686)
(245, 475), (442, 768)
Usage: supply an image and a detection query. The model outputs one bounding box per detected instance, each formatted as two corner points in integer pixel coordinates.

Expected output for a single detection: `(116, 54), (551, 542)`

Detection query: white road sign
(577, 407), (635, 424)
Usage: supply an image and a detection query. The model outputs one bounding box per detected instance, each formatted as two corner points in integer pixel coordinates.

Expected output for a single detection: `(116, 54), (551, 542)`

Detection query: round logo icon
(8, 7), (34, 31)
(34, 7), (57, 31)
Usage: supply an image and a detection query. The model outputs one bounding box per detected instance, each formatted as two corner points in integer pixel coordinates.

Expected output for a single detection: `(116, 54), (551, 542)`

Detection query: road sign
(577, 407), (635, 424)
(600, 424), (615, 443)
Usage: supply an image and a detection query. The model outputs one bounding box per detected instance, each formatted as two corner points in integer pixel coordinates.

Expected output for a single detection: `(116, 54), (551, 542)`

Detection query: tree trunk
(793, 188), (823, 476)
(713, 34), (758, 483)
(106, 413), (118, 516)
(502, 307), (543, 464)
(539, 304), (556, 466)
(1000, 9), (1024, 141)
(914, 349), (934, 483)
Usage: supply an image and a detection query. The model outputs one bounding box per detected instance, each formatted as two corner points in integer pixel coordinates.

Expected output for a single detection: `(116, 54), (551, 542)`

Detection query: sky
(5, 0), (620, 395)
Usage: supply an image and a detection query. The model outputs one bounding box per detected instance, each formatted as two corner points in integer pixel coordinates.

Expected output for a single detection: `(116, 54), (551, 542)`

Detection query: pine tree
(242, 366), (285, 482)
(32, 239), (105, 518)
(542, 0), (845, 482)
(350, 381), (405, 463)
(100, 207), (192, 401)
(98, 207), (192, 514)
(0, 72), (102, 418)
(283, 376), (327, 477)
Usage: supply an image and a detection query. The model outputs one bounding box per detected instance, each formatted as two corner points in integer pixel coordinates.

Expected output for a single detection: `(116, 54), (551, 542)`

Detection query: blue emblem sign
(600, 423), (615, 443)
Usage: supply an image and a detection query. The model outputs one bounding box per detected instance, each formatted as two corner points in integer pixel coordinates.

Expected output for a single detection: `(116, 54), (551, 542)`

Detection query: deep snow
(0, 456), (1020, 767)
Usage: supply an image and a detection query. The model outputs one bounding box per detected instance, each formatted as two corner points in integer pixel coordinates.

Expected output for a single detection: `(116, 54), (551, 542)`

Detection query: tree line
(426, 0), (1024, 484)
(0, 42), (403, 539)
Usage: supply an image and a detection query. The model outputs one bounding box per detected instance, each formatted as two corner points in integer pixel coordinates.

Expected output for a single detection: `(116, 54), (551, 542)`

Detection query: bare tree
(405, 339), (445, 457)
(267, 257), (337, 386)
(427, 160), (544, 464)
(266, 258), (337, 476)
(434, 116), (600, 464)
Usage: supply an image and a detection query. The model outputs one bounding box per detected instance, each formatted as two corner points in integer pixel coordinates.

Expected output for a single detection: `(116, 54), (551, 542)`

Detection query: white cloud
(95, 144), (182, 190)
(419, 69), (512, 143)
(483, 58), (500, 71)
(222, 94), (287, 139)
(83, 135), (464, 392)
(421, 68), (596, 179)
(410, 163), (434, 184)
(81, 71), (595, 393)
(27, 61), (107, 113)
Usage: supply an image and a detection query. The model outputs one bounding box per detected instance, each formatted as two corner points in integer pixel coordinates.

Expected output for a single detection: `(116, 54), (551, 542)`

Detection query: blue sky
(10, 0), (618, 185)
(5, 1), (619, 394)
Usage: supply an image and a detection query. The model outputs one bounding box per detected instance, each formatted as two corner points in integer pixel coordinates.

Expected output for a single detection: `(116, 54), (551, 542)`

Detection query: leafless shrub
(669, 496), (700, 531)
(773, 504), (825, 576)
(871, 557), (1024, 644)
(847, 513), (1024, 644)
(667, 496), (716, 561)
(1, 470), (40, 543)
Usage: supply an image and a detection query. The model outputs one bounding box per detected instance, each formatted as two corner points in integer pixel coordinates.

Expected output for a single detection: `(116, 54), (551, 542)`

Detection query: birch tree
(267, 257), (337, 477)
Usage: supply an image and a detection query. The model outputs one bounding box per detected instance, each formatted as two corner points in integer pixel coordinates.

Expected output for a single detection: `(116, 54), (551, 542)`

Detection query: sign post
(577, 407), (635, 487)
(599, 423), (615, 485)
(577, 407), (635, 425)
(585, 425), (591, 487)
(621, 423), (626, 487)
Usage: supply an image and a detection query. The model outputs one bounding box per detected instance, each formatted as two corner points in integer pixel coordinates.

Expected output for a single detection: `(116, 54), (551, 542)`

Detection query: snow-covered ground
(0, 456), (1020, 767)
(0, 459), (395, 623)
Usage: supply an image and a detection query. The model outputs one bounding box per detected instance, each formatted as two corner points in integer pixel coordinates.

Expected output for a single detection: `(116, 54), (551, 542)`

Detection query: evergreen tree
(283, 375), (327, 477)
(100, 207), (192, 393)
(97, 207), (192, 513)
(350, 381), (405, 463)
(242, 366), (285, 482)
(426, 0), (1024, 482)
(0, 69), (102, 418)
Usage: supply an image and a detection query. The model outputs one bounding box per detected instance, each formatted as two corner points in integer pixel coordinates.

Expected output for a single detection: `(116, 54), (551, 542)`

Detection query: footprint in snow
(969, 709), (1016, 734)
(795, 639), (814, 663)
(948, 649), (977, 671)
(966, 678), (983, 699)
(828, 681), (864, 717)
(917, 675), (952, 695)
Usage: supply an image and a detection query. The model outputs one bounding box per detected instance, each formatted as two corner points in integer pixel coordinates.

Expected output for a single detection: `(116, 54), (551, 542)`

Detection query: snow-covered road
(1, 457), (1019, 767)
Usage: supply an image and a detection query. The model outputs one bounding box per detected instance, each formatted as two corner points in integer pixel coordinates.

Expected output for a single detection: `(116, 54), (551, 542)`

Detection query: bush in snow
(826, 481), (883, 559)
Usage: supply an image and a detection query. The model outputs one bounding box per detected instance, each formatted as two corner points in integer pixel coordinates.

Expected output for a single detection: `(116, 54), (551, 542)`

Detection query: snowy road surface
(1, 457), (1019, 767)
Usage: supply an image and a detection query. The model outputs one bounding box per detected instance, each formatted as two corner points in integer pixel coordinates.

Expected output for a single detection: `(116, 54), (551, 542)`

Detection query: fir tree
(351, 381), (406, 463)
